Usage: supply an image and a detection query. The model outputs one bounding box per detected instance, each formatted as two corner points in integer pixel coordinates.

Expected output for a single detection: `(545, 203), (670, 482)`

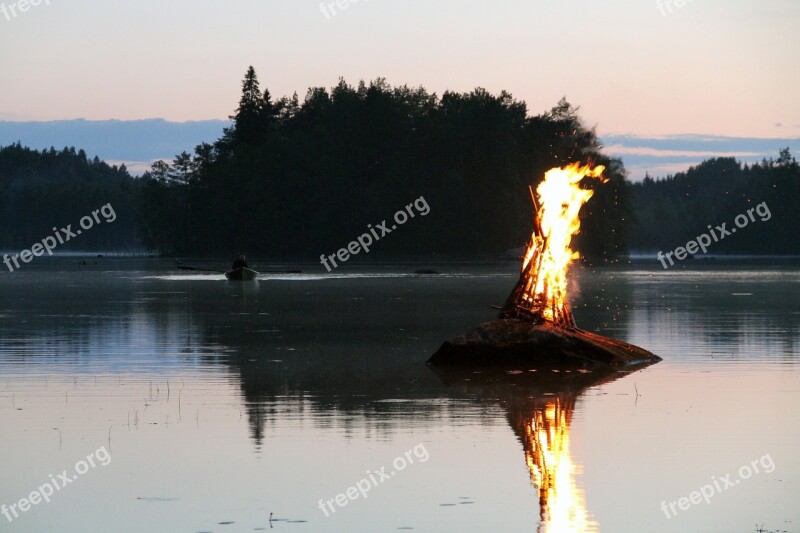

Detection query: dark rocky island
(428, 319), (661, 370)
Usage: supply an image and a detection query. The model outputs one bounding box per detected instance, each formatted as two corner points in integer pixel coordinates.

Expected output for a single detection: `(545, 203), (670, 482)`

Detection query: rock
(428, 319), (661, 370)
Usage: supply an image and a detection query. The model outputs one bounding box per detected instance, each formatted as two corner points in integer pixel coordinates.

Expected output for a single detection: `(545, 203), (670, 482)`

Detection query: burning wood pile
(428, 163), (661, 370)
(498, 163), (606, 327)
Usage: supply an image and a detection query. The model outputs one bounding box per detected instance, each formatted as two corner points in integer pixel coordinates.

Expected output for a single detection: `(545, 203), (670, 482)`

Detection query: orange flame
(523, 396), (597, 532)
(519, 163), (606, 324)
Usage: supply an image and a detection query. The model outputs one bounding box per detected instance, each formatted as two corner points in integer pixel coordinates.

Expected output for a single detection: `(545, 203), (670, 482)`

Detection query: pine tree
(232, 66), (264, 145)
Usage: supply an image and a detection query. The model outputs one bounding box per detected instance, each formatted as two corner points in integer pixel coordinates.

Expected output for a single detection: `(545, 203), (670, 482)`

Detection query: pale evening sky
(1, 0), (798, 157)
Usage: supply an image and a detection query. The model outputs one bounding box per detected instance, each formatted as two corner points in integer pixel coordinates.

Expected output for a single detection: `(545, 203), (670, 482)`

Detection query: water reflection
(432, 366), (645, 532)
(521, 393), (592, 532)
(0, 263), (798, 532)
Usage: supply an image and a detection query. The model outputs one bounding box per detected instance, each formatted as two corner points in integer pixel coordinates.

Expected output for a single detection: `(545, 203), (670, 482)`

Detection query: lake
(0, 258), (797, 533)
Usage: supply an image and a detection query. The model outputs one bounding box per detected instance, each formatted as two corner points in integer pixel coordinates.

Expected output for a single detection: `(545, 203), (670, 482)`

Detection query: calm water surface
(1, 259), (798, 533)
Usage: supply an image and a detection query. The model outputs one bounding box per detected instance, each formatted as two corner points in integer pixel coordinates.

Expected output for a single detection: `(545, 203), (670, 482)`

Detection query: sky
(1, 0), (798, 176)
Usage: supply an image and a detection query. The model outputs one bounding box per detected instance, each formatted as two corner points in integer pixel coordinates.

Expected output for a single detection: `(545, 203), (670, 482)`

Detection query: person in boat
(231, 254), (248, 270)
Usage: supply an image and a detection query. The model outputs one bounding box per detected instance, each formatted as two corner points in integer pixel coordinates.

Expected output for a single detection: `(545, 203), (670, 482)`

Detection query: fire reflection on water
(517, 394), (597, 533)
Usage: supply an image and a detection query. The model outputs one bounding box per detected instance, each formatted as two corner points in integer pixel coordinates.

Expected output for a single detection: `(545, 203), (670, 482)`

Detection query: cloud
(599, 134), (800, 181)
(603, 144), (761, 159)
(105, 160), (163, 175)
(0, 119), (229, 174)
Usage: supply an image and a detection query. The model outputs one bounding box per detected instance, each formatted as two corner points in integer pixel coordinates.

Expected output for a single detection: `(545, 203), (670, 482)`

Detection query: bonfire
(428, 163), (660, 369)
(499, 163), (606, 327)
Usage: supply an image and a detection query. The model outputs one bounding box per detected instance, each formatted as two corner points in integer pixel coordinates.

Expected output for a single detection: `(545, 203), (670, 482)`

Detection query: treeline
(136, 67), (630, 259)
(8, 68), (795, 260)
(0, 144), (139, 251)
(628, 150), (800, 254)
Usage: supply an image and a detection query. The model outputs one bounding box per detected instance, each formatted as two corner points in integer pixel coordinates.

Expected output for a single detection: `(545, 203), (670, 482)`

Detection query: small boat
(225, 267), (259, 281)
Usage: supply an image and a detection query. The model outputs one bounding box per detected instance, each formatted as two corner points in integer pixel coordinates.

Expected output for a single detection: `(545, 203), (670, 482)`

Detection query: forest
(1, 67), (797, 259)
(134, 67), (629, 259)
(629, 150), (800, 254)
(0, 144), (139, 251)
